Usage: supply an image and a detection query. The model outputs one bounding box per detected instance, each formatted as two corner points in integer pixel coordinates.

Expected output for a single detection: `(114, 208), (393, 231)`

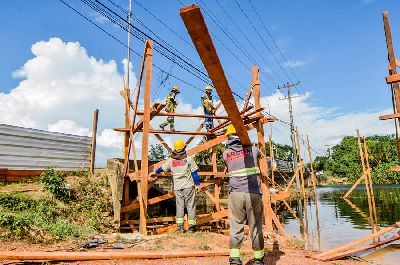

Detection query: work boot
(229, 257), (243, 265)
(187, 225), (197, 233)
(159, 124), (165, 130)
(252, 257), (265, 265)
(174, 224), (184, 233)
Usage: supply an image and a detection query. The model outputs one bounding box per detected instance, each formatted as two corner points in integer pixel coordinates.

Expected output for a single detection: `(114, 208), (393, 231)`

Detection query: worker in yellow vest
(201, 85), (215, 131)
(160, 86), (180, 131)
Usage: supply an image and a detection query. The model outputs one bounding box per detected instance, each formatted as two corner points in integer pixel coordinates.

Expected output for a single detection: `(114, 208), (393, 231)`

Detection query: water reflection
(279, 185), (400, 264)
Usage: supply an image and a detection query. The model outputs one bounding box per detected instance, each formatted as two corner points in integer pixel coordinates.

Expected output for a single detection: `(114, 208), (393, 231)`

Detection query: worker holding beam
(222, 125), (265, 265)
(151, 139), (201, 233)
(160, 85), (180, 131)
(201, 85), (215, 131)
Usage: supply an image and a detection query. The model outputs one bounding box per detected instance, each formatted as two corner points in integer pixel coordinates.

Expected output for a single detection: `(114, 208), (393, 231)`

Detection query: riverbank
(0, 232), (360, 265)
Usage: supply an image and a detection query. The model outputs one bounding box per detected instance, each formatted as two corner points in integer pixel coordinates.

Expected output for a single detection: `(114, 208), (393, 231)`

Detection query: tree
(194, 142), (225, 165)
(265, 142), (293, 161)
(149, 144), (167, 162)
(323, 135), (400, 184)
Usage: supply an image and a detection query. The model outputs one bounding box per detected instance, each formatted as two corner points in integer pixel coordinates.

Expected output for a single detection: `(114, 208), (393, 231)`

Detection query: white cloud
(283, 59), (310, 68)
(1, 37), (138, 166)
(48, 120), (90, 136)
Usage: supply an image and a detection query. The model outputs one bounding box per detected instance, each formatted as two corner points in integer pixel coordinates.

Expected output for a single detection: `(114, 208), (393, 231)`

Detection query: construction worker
(223, 125), (265, 265)
(160, 85), (180, 131)
(151, 139), (200, 232)
(201, 85), (215, 131)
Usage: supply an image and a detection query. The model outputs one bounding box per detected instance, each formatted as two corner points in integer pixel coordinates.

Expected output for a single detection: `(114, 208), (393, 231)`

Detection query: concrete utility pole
(278, 81), (301, 188)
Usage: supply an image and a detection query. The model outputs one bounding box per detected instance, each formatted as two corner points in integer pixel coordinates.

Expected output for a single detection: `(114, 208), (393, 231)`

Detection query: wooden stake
(269, 135), (275, 187)
(356, 130), (375, 238)
(307, 135), (321, 249)
(295, 128), (310, 250)
(363, 137), (380, 237)
(90, 109), (99, 176)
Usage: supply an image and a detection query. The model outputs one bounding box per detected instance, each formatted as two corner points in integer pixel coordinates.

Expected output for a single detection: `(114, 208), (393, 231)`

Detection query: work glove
(195, 185), (201, 192)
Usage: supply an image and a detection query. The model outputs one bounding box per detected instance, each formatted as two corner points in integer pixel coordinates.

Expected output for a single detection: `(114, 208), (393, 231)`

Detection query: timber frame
(112, 5), (295, 236)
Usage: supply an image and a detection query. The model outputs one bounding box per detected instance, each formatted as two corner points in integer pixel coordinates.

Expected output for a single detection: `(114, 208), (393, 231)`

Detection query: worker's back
(222, 136), (262, 194)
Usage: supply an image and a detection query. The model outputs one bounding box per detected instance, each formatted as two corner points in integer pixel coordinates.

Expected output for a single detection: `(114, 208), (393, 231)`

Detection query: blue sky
(1, 0), (400, 161)
(2, 0), (399, 110)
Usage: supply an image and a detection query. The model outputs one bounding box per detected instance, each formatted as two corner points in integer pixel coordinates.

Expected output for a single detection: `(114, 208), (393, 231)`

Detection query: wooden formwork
(112, 5), (296, 236)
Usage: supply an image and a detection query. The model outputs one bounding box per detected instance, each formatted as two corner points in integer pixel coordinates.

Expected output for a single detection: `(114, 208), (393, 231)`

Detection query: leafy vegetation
(316, 135), (400, 184)
(0, 170), (114, 242)
(149, 143), (167, 161)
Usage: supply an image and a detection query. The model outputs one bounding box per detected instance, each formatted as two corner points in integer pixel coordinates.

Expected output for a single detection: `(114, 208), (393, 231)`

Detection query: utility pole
(278, 81), (301, 188)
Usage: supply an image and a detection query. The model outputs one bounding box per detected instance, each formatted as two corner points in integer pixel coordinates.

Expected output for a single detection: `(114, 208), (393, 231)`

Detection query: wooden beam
(90, 109), (99, 176)
(180, 5), (251, 145)
(343, 172), (367, 199)
(383, 11), (400, 110)
(313, 222), (400, 260)
(386, 73), (400, 84)
(123, 216), (176, 225)
(269, 135), (275, 187)
(319, 232), (400, 261)
(379, 112), (400, 120)
(139, 40), (154, 236)
(252, 66), (272, 232)
(271, 191), (291, 203)
(0, 250), (246, 261)
(136, 111), (229, 119)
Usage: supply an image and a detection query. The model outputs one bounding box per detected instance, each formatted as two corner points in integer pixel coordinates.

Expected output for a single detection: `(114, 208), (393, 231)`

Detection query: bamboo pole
(363, 137), (380, 237)
(356, 130), (375, 238)
(90, 109), (99, 176)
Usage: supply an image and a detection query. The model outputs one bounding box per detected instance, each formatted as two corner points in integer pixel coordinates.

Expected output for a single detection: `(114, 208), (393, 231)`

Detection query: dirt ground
(0, 232), (363, 265)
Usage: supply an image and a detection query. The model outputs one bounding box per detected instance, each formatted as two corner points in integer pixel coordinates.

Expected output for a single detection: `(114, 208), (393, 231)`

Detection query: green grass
(0, 169), (114, 242)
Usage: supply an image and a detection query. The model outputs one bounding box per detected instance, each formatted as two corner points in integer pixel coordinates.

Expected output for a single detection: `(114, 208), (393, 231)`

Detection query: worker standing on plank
(151, 139), (201, 233)
(201, 85), (215, 131)
(222, 125), (265, 265)
(160, 85), (180, 131)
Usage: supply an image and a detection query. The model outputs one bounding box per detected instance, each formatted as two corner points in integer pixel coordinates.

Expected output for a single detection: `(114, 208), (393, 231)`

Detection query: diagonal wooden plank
(180, 5), (251, 145)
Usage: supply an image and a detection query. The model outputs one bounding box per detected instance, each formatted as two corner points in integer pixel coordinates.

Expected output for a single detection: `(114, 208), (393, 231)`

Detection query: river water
(281, 185), (400, 264)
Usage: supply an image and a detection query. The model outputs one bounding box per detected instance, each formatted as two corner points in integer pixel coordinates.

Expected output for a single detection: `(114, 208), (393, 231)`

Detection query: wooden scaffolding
(113, 5), (293, 236)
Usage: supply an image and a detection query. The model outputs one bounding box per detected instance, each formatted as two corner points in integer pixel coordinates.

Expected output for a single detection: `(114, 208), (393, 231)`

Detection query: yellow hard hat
(174, 139), (185, 151)
(172, 85), (180, 92)
(226, 124), (237, 135)
(205, 85), (213, 91)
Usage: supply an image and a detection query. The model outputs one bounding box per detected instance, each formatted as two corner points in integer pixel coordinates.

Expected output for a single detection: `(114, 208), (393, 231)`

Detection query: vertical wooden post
(139, 40), (153, 236)
(356, 130), (375, 238)
(307, 135), (321, 250)
(296, 128), (310, 249)
(212, 147), (221, 211)
(383, 11), (400, 160)
(269, 135), (275, 188)
(363, 137), (380, 237)
(383, 11), (400, 110)
(90, 109), (99, 176)
(252, 66), (273, 232)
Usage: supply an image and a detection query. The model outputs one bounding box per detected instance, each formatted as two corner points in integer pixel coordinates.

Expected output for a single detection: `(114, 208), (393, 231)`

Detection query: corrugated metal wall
(0, 124), (92, 170)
